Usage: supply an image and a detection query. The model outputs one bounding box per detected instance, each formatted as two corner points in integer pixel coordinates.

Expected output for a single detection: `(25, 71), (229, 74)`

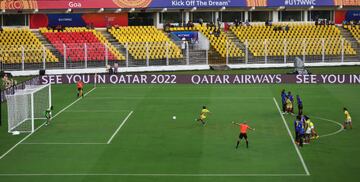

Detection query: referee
(232, 121), (255, 149)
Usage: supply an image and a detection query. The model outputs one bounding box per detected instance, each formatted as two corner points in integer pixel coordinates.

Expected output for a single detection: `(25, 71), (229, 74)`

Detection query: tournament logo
(0, 0), (38, 10)
(112, 0), (153, 8)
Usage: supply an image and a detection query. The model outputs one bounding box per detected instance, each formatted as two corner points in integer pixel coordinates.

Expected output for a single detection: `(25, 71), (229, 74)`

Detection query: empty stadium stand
(40, 27), (125, 62)
(108, 26), (183, 60)
(344, 25), (360, 43)
(196, 26), (244, 58)
(170, 26), (244, 59)
(0, 28), (58, 64)
(231, 23), (357, 57)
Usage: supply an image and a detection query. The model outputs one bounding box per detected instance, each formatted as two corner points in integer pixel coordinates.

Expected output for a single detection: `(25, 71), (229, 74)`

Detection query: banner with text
(267, 0), (334, 7)
(30, 13), (128, 29)
(40, 74), (360, 85)
(3, 0), (351, 10)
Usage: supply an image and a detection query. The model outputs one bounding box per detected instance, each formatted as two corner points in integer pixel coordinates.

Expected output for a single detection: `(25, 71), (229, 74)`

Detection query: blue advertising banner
(346, 11), (360, 21)
(172, 31), (198, 41)
(47, 14), (87, 27)
(149, 0), (247, 8)
(268, 0), (334, 7)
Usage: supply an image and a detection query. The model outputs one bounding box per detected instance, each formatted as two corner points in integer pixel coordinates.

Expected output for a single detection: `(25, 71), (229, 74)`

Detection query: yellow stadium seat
(0, 28), (58, 64)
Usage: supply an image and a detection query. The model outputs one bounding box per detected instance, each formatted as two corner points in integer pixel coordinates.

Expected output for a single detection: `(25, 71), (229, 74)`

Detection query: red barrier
(30, 13), (128, 28)
(82, 13), (128, 27)
(335, 10), (347, 24)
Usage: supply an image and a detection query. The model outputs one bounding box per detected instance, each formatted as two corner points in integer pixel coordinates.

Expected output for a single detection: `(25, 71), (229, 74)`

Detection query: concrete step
(225, 30), (254, 59)
(99, 30), (127, 56)
(32, 30), (62, 61)
(338, 26), (359, 49)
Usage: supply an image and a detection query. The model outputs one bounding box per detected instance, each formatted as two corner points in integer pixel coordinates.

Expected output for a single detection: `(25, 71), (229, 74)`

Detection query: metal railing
(1, 38), (359, 71)
(215, 37), (360, 64)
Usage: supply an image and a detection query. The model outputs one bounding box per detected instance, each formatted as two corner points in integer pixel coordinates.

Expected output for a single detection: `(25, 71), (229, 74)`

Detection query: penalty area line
(0, 87), (96, 160)
(0, 173), (309, 177)
(20, 142), (106, 145)
(272, 97), (310, 176)
(107, 111), (134, 144)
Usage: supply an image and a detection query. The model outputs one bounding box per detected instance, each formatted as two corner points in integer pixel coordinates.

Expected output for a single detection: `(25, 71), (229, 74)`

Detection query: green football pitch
(0, 83), (359, 182)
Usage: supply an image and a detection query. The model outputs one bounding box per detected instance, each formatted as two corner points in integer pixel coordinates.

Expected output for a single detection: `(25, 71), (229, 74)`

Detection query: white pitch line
(0, 173), (309, 177)
(88, 96), (270, 100)
(107, 111), (134, 144)
(273, 97), (310, 176)
(64, 110), (130, 113)
(20, 142), (106, 145)
(310, 116), (344, 138)
(0, 87), (96, 160)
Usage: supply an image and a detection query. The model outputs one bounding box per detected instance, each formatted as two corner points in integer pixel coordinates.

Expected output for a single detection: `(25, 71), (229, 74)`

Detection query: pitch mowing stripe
(272, 97), (311, 176)
(107, 110), (134, 144)
(0, 173), (309, 176)
(0, 87), (97, 160)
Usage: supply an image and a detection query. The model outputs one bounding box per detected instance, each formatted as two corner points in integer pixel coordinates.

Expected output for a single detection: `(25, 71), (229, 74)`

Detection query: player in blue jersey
(294, 115), (301, 145)
(297, 95), (303, 115)
(295, 115), (305, 147)
(287, 91), (294, 114)
(281, 89), (287, 113)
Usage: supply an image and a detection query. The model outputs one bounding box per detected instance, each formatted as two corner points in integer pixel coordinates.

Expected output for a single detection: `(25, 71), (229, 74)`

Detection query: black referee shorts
(239, 133), (248, 140)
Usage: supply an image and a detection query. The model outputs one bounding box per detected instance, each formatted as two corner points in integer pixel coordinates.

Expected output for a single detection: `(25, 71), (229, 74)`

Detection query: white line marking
(273, 97), (310, 176)
(0, 87), (96, 160)
(107, 111), (134, 144)
(20, 143), (106, 145)
(310, 116), (344, 138)
(52, 87), (96, 119)
(0, 173), (309, 177)
(64, 110), (130, 113)
(89, 96), (270, 100)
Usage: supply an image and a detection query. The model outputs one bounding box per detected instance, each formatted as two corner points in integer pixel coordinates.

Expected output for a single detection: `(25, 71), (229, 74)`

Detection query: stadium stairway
(339, 26), (360, 62)
(339, 26), (359, 47)
(225, 30), (254, 62)
(99, 29), (128, 60)
(32, 30), (62, 64)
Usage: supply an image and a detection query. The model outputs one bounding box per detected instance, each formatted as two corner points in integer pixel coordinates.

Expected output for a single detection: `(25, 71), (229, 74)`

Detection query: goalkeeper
(45, 106), (53, 126)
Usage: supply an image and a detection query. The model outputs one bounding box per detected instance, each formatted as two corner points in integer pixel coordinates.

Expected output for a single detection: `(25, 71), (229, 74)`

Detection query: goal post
(6, 84), (52, 134)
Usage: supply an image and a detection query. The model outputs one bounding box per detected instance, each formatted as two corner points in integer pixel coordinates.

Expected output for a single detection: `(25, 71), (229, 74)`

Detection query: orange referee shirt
(77, 81), (83, 89)
(240, 123), (249, 134)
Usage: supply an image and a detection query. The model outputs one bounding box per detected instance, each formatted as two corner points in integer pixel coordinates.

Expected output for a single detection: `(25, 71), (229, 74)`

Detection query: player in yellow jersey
(304, 116), (312, 144)
(310, 120), (319, 139)
(304, 115), (319, 141)
(196, 106), (210, 125)
(285, 97), (293, 115)
(343, 107), (352, 129)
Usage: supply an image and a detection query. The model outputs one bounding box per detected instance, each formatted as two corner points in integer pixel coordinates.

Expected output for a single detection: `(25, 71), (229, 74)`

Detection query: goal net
(6, 84), (51, 133)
